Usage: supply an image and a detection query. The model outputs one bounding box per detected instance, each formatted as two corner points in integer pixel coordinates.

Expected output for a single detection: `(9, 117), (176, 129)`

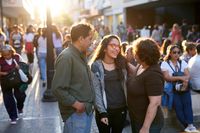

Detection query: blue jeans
(63, 112), (93, 133)
(173, 91), (193, 127)
(38, 52), (47, 81)
(162, 82), (174, 110)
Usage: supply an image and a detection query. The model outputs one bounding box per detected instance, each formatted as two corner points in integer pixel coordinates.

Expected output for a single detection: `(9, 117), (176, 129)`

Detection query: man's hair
(196, 44), (200, 54)
(70, 23), (93, 42)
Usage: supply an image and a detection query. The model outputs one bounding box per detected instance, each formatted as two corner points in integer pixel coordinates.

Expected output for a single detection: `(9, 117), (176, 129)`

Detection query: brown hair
(133, 38), (160, 65)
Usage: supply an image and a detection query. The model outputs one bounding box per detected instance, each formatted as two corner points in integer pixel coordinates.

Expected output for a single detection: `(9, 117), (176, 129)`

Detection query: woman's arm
(162, 70), (189, 82)
(140, 96), (161, 133)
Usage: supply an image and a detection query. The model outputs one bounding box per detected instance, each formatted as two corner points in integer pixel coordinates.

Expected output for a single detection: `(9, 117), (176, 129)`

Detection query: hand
(1, 72), (8, 76)
(139, 126), (149, 133)
(101, 117), (109, 125)
(15, 64), (20, 70)
(72, 101), (85, 113)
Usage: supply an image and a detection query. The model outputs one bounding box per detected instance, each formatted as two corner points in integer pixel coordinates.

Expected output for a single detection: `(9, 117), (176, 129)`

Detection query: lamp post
(42, 6), (56, 102)
(0, 0), (3, 29)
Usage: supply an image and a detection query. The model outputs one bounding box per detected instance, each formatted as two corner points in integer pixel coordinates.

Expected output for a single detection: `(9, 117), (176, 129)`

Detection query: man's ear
(78, 36), (84, 43)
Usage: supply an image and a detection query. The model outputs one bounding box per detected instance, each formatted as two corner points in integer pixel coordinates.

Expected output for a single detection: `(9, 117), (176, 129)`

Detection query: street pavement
(0, 52), (200, 133)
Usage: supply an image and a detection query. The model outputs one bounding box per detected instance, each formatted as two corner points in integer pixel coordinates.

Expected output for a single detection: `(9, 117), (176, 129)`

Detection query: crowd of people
(0, 20), (200, 133)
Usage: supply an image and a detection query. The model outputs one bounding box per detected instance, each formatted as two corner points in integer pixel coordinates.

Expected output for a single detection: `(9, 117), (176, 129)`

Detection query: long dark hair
(90, 35), (128, 80)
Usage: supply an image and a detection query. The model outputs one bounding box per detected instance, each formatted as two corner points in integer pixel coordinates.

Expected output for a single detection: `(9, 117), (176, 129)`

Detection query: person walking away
(37, 28), (47, 87)
(0, 45), (26, 124)
(52, 23), (95, 133)
(127, 38), (164, 133)
(9, 25), (24, 55)
(51, 25), (63, 57)
(24, 25), (35, 74)
(90, 35), (128, 133)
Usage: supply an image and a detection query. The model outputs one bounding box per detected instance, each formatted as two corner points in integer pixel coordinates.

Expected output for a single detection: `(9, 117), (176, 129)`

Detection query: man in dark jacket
(52, 23), (95, 133)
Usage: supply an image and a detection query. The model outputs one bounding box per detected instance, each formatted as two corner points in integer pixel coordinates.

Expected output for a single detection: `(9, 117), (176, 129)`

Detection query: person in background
(0, 45), (26, 125)
(171, 23), (182, 45)
(52, 23), (95, 133)
(9, 25), (24, 55)
(117, 22), (126, 42)
(180, 41), (196, 63)
(127, 38), (164, 133)
(33, 27), (42, 58)
(187, 25), (200, 43)
(24, 25), (35, 73)
(188, 44), (200, 92)
(37, 28), (47, 87)
(0, 28), (6, 51)
(127, 25), (134, 44)
(151, 24), (162, 45)
(51, 25), (63, 57)
(161, 45), (198, 133)
(181, 19), (189, 40)
(90, 35), (128, 133)
(62, 33), (71, 49)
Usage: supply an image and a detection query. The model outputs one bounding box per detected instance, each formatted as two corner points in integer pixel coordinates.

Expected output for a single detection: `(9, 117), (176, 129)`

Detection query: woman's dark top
(104, 69), (126, 109)
(127, 64), (164, 125)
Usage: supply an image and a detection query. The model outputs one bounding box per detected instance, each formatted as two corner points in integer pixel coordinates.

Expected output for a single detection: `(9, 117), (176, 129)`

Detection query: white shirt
(24, 33), (34, 42)
(161, 60), (188, 76)
(37, 36), (47, 53)
(188, 55), (200, 90)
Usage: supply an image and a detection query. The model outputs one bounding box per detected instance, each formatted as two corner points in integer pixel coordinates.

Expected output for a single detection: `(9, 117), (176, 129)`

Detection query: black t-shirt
(104, 69), (126, 109)
(127, 64), (164, 125)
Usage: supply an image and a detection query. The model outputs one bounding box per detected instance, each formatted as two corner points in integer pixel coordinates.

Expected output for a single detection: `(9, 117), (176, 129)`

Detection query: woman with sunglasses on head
(160, 45), (198, 133)
(90, 35), (128, 133)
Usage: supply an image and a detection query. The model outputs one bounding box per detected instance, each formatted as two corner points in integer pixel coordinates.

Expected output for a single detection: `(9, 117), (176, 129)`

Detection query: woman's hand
(1, 72), (8, 76)
(101, 117), (109, 125)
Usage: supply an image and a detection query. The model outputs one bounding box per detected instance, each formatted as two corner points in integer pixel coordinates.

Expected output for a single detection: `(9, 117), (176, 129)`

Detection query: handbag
(2, 68), (22, 88)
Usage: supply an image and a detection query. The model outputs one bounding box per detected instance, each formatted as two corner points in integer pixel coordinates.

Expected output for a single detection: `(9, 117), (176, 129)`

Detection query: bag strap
(167, 60), (182, 72)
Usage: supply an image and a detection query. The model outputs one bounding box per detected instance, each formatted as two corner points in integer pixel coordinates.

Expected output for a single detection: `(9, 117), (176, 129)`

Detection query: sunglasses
(172, 51), (181, 55)
(108, 43), (120, 49)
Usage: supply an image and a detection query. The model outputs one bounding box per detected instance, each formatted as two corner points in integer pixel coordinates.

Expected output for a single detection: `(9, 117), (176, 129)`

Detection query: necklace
(102, 60), (114, 64)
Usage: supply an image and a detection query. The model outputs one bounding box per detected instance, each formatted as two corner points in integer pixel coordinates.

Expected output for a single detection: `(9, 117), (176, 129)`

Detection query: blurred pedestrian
(0, 28), (6, 51)
(127, 38), (164, 133)
(37, 28), (47, 87)
(180, 41), (196, 63)
(24, 25), (35, 73)
(52, 23), (95, 133)
(171, 23), (182, 44)
(91, 35), (128, 133)
(9, 25), (24, 55)
(188, 44), (200, 92)
(161, 45), (198, 132)
(52, 25), (63, 57)
(0, 45), (26, 125)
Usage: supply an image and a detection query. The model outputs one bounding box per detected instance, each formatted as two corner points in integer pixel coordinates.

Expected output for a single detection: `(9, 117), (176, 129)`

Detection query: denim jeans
(63, 112), (93, 133)
(38, 52), (46, 81)
(173, 91), (193, 127)
(162, 82), (174, 110)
